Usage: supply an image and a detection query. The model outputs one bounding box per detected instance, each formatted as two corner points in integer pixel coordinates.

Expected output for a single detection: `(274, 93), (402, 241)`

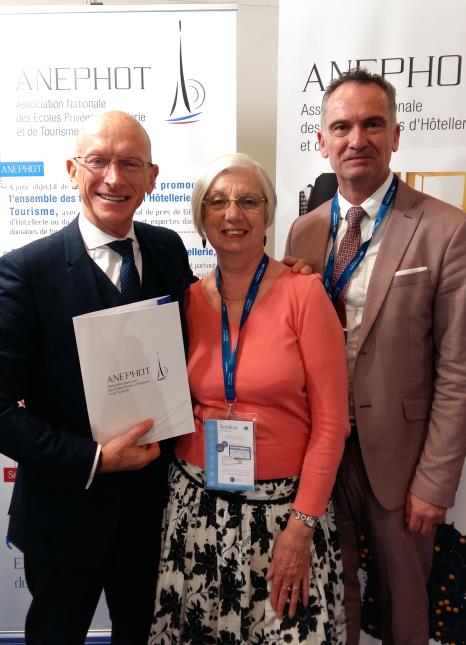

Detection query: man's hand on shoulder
(405, 492), (446, 536)
(281, 255), (313, 275)
(100, 419), (160, 473)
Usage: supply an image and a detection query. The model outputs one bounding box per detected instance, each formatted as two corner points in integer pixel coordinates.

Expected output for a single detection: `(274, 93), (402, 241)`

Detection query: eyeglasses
(73, 156), (154, 173)
(202, 193), (267, 212)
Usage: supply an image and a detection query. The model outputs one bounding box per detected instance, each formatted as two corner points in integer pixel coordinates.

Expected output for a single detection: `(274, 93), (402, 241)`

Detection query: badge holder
(204, 405), (257, 492)
(207, 254), (267, 493)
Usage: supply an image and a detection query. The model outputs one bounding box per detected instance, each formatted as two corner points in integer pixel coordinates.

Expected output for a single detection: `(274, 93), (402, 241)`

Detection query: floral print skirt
(148, 459), (346, 644)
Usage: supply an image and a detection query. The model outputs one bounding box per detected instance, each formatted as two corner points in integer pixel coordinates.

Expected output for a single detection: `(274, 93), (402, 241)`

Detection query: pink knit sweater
(176, 272), (350, 516)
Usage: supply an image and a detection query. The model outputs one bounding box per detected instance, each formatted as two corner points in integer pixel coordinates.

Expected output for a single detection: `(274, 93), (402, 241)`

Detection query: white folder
(73, 297), (195, 445)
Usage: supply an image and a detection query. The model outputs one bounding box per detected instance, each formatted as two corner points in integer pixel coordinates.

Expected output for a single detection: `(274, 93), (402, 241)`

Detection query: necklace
(218, 290), (247, 302)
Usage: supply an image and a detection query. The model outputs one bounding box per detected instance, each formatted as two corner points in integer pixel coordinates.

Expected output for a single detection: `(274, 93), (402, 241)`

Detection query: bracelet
(293, 510), (319, 529)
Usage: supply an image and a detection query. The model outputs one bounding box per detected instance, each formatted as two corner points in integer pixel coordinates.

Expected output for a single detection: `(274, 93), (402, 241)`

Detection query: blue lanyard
(323, 175), (398, 301)
(216, 254), (269, 404)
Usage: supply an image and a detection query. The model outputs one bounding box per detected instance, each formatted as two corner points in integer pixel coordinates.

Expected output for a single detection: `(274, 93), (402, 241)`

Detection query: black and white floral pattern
(149, 460), (346, 644)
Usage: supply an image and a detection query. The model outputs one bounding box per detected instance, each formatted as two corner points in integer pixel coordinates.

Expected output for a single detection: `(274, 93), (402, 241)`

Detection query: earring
(202, 238), (207, 249)
(263, 235), (267, 246)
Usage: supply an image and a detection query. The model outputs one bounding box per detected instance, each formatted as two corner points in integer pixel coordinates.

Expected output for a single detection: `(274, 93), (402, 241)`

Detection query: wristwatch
(293, 510), (319, 529)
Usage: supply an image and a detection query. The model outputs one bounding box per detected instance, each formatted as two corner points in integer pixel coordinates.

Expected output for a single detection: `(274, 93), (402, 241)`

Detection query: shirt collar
(78, 213), (137, 251)
(338, 171), (394, 221)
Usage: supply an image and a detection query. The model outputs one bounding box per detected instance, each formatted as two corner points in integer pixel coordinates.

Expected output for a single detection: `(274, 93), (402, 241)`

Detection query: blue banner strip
(0, 162), (44, 177)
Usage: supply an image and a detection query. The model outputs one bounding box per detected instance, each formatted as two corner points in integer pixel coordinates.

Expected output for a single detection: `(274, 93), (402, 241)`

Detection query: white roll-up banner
(0, 4), (236, 641)
(276, 1), (465, 643)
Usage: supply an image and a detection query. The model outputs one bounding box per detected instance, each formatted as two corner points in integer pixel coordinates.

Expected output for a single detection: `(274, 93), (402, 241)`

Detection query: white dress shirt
(78, 214), (142, 287)
(326, 172), (394, 420)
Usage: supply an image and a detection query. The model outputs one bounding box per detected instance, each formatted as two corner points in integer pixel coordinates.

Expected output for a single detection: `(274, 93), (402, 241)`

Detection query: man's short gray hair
(321, 68), (397, 125)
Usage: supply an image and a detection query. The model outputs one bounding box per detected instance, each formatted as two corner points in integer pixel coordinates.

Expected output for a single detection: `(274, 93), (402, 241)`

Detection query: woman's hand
(266, 516), (313, 619)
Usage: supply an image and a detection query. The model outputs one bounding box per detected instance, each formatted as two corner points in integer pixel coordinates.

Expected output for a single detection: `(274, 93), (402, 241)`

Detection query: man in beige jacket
(286, 69), (466, 644)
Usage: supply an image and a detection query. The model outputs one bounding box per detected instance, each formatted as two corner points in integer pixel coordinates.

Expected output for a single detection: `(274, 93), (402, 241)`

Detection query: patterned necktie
(107, 239), (141, 303)
(331, 206), (366, 326)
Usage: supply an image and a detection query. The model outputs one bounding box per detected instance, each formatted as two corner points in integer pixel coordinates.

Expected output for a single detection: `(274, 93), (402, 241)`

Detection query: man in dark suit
(286, 70), (466, 644)
(0, 111), (195, 644)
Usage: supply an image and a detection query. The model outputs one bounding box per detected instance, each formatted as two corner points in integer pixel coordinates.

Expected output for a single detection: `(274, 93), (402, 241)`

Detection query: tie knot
(346, 206), (366, 229)
(107, 239), (134, 259)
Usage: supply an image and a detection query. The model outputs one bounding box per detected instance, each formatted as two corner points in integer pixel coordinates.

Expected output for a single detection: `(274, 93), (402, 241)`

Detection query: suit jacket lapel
(135, 223), (189, 302)
(357, 181), (424, 353)
(311, 207), (331, 276)
(63, 218), (103, 315)
(302, 203), (331, 276)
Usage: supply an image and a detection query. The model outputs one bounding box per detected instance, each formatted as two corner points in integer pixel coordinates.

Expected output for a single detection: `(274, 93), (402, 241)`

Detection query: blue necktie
(107, 239), (141, 303)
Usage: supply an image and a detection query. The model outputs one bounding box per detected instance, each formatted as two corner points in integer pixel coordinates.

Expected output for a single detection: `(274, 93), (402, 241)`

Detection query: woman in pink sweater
(149, 154), (349, 644)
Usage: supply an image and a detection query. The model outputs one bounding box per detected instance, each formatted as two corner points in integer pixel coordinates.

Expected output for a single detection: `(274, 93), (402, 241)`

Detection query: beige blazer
(285, 179), (466, 510)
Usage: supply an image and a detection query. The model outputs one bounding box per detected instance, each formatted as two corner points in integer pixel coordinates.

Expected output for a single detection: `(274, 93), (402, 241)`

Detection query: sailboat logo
(155, 352), (168, 381)
(166, 20), (205, 124)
